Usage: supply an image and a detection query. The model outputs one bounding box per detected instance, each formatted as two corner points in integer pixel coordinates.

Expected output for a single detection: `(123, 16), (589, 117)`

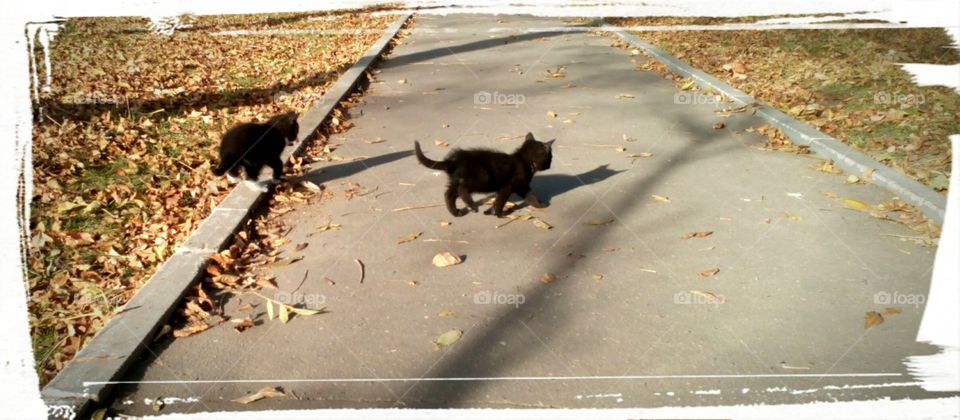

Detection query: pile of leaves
(609, 17), (959, 192)
(26, 9), (395, 385)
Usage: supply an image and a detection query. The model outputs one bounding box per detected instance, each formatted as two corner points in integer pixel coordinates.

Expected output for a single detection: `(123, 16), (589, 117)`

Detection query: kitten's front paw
(243, 180), (270, 193)
(225, 174), (241, 184)
(453, 208), (469, 217)
(483, 207), (494, 215)
(525, 193), (548, 208)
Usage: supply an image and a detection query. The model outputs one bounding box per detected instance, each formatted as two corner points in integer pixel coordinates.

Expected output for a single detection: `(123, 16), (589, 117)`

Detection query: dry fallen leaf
(396, 232), (422, 244)
(592, 274), (604, 281)
(531, 218), (553, 230)
(628, 152), (653, 158)
(316, 222), (342, 232)
(547, 111), (558, 118)
(232, 387), (285, 404)
(864, 311), (884, 329)
(783, 211), (802, 221)
(300, 180), (322, 192)
(698, 267), (720, 277)
(884, 307), (902, 315)
(652, 195), (671, 203)
(843, 199), (870, 210)
(435, 140), (450, 147)
(584, 218), (615, 226)
(541, 273), (558, 283)
(682, 231), (714, 239)
(690, 290), (723, 303)
(713, 122), (725, 129)
(433, 329), (463, 350)
(232, 317), (254, 333)
(616, 93), (635, 99)
(432, 252), (462, 268)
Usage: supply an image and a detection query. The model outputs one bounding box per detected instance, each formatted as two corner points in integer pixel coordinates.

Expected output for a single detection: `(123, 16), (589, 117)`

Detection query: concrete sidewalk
(110, 14), (949, 414)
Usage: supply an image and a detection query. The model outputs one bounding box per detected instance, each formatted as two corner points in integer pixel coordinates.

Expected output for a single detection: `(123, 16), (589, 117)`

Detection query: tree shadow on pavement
(395, 113), (748, 408)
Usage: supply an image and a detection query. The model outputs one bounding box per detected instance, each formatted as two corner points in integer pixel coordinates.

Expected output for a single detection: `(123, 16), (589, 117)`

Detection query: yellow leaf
(434, 329), (463, 350)
(266, 300), (274, 320)
(287, 305), (324, 316)
(843, 199), (870, 210)
(652, 194), (671, 203)
(278, 304), (289, 323)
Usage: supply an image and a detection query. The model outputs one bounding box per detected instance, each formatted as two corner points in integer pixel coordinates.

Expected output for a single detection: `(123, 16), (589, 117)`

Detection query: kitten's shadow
(294, 150), (413, 184)
(530, 164), (625, 205)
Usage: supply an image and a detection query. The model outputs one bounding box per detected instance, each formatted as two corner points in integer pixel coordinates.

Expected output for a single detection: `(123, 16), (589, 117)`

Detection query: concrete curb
(41, 12), (412, 418)
(603, 23), (947, 226)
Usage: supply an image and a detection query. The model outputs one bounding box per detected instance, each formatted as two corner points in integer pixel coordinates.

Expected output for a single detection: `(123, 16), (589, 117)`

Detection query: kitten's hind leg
(269, 157), (285, 182)
(484, 187), (512, 217)
(243, 161), (262, 181)
(458, 185), (480, 213)
(445, 184), (465, 217)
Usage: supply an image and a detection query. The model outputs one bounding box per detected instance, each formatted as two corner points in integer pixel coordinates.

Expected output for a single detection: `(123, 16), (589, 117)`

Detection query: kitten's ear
(544, 139), (555, 150)
(286, 111), (299, 122)
(525, 132), (535, 142)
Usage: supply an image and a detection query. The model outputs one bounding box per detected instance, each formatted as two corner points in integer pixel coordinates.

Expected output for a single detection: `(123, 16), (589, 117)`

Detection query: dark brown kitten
(212, 111), (299, 182)
(414, 132), (554, 217)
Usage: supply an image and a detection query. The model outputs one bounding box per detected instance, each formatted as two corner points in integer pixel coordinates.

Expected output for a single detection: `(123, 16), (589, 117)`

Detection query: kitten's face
(270, 112), (299, 145)
(520, 133), (554, 171)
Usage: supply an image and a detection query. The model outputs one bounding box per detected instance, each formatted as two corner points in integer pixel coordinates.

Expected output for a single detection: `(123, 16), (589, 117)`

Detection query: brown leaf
(584, 218), (614, 226)
(884, 307), (902, 315)
(396, 232), (422, 244)
(682, 231), (713, 239)
(698, 268), (720, 277)
(232, 387), (285, 404)
(541, 273), (558, 283)
(864, 311), (884, 329)
(232, 317), (254, 333)
(255, 277), (278, 289)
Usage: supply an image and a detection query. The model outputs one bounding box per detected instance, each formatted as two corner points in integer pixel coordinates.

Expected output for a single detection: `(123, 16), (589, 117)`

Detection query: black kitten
(414, 132), (554, 218)
(211, 111), (299, 182)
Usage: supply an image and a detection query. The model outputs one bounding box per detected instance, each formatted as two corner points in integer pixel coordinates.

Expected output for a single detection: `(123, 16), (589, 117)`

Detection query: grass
(27, 7), (397, 385)
(609, 17), (959, 193)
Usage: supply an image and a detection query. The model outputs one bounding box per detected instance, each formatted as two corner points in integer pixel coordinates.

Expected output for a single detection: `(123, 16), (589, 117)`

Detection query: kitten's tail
(414, 141), (448, 171)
